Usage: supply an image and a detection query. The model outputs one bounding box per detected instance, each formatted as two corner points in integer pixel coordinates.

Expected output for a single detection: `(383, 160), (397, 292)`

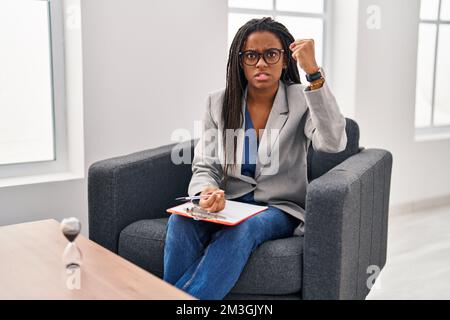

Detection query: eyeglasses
(239, 48), (285, 66)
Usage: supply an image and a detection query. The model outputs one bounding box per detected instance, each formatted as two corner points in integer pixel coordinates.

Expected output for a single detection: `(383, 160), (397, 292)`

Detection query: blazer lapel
(255, 81), (289, 179)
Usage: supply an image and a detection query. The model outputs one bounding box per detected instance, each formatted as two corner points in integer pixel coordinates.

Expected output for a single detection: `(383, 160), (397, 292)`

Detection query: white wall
(328, 0), (359, 118)
(0, 0), (227, 233)
(332, 0), (450, 208)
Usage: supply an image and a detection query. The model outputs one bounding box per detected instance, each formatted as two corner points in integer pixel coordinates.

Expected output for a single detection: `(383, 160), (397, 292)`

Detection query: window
(0, 0), (55, 166)
(0, 0), (84, 187)
(415, 0), (450, 132)
(228, 0), (328, 79)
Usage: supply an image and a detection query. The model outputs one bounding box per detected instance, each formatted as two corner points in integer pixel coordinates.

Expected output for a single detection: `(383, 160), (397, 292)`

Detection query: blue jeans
(163, 203), (299, 300)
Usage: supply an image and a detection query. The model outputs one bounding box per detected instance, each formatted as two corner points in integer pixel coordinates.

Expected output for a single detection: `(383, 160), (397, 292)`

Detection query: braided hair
(221, 17), (300, 188)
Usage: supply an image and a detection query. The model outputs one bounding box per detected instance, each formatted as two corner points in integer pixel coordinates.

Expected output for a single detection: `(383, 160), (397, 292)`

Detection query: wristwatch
(306, 70), (322, 82)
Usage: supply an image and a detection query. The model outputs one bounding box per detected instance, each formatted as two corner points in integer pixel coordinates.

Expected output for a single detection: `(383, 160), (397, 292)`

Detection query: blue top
(235, 104), (259, 203)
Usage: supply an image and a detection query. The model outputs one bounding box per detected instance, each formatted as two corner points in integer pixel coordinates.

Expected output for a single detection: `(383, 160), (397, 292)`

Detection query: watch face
(307, 71), (322, 82)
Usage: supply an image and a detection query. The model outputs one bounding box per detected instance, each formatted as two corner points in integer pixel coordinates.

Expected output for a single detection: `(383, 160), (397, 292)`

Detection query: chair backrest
(307, 118), (360, 182)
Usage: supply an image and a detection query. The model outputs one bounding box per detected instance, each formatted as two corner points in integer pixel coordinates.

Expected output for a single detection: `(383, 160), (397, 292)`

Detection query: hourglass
(60, 217), (82, 270)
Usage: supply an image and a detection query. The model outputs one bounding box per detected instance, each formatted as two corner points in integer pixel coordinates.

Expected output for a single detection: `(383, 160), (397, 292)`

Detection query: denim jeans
(163, 202), (300, 300)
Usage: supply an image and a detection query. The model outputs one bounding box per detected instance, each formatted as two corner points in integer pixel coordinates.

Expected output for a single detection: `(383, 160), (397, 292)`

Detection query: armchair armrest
(302, 148), (393, 300)
(88, 139), (195, 253)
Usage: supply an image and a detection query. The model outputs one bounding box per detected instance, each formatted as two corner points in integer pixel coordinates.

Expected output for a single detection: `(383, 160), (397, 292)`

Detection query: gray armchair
(88, 119), (392, 300)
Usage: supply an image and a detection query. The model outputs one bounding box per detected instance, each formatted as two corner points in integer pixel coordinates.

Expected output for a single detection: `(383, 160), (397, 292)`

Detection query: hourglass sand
(60, 217), (82, 270)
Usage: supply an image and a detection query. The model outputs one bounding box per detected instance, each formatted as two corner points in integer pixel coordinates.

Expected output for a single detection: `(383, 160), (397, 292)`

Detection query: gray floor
(366, 205), (450, 300)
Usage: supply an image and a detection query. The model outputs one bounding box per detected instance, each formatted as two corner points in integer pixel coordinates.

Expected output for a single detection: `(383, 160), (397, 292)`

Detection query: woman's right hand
(199, 186), (226, 213)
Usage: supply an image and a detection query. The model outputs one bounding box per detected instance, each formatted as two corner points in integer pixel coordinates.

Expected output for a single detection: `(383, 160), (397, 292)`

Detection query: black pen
(176, 191), (224, 201)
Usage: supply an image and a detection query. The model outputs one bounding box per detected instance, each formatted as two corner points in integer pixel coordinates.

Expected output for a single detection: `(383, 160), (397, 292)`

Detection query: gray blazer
(188, 79), (347, 222)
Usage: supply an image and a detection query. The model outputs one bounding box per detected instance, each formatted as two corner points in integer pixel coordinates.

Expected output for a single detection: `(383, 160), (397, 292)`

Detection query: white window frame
(416, 0), (450, 138)
(0, 0), (84, 188)
(228, 0), (331, 71)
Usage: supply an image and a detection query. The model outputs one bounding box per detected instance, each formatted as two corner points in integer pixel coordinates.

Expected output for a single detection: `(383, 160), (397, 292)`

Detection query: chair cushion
(118, 218), (304, 296)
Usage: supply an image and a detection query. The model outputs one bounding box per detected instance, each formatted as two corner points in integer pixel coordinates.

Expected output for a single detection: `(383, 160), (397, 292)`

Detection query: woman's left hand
(289, 39), (319, 75)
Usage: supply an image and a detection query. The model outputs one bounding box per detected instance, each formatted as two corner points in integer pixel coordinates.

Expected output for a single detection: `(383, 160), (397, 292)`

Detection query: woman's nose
(255, 55), (268, 68)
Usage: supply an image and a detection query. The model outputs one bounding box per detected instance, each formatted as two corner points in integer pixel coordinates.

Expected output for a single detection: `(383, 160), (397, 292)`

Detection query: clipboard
(166, 200), (268, 226)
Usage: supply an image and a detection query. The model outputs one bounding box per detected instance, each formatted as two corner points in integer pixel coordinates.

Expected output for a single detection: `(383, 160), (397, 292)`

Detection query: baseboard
(390, 194), (450, 214)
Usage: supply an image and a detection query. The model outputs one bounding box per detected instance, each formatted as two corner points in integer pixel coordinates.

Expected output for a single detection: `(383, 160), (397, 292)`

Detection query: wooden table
(0, 219), (194, 300)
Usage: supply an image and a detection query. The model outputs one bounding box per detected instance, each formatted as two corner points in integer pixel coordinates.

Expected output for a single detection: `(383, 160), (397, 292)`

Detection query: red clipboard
(166, 200), (268, 226)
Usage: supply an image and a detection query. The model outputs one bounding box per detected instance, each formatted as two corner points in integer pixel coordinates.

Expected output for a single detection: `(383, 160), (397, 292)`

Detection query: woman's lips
(255, 73), (269, 81)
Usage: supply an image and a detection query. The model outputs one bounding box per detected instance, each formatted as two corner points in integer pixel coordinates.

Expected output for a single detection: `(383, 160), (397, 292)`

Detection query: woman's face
(240, 31), (287, 91)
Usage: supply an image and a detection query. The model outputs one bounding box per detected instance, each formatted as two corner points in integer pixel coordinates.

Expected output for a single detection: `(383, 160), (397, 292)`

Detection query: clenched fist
(289, 39), (319, 75)
(199, 186), (226, 213)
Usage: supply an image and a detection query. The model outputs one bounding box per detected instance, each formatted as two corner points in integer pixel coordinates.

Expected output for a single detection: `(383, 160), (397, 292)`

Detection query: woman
(164, 17), (347, 300)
